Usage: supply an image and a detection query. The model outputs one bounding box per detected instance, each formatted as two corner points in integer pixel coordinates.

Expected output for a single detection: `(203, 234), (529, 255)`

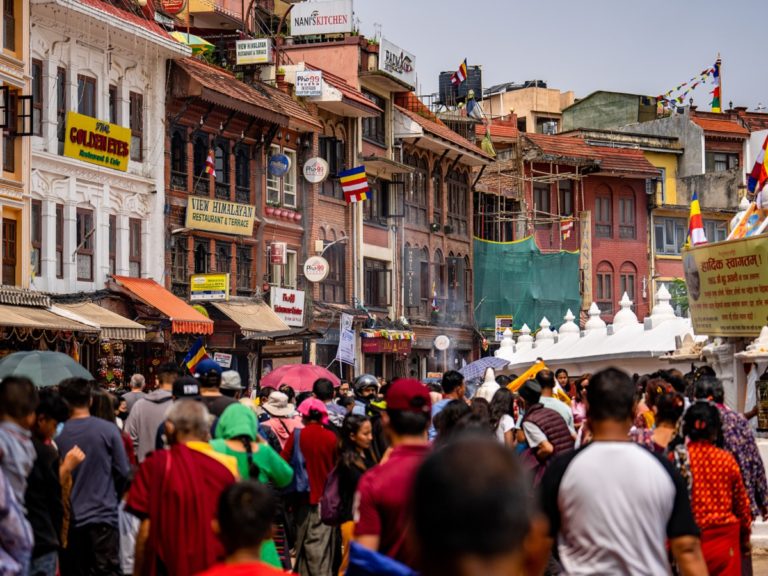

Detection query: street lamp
(319, 237), (348, 256)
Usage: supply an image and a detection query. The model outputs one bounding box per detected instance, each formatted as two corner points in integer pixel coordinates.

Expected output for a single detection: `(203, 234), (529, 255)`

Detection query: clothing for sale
(541, 442), (699, 576)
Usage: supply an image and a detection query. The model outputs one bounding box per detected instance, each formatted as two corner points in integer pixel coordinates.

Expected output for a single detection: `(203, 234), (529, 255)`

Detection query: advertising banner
(63, 111), (131, 172)
(335, 313), (355, 365)
(291, 0), (353, 36)
(213, 352), (232, 368)
(404, 247), (421, 308)
(235, 38), (271, 65)
(270, 242), (287, 265)
(495, 315), (514, 341)
(185, 197), (255, 236)
(295, 70), (323, 97)
(685, 236), (768, 337)
(271, 288), (305, 327)
(190, 273), (230, 302)
(379, 38), (416, 88)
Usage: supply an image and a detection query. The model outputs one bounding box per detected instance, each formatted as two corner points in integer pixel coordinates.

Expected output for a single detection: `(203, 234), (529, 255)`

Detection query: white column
(116, 213), (129, 276)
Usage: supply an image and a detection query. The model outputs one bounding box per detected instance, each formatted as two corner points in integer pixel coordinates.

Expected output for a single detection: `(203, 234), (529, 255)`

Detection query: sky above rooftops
(354, 0), (766, 111)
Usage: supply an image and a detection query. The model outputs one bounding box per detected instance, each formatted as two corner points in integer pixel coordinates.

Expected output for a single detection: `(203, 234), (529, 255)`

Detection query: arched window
(321, 231), (346, 304)
(235, 145), (250, 203)
(618, 187), (635, 239)
(447, 169), (469, 236)
(432, 162), (443, 225)
(214, 141), (229, 199)
(170, 130), (186, 177)
(193, 134), (209, 196)
(619, 262), (637, 304)
(594, 184), (613, 238)
(216, 241), (231, 273)
(404, 153), (428, 227)
(194, 239), (209, 273)
(596, 261), (614, 316)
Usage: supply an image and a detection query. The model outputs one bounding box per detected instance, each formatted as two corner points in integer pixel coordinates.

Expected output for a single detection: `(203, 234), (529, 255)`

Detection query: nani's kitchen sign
(63, 111), (131, 172)
(290, 0), (352, 36)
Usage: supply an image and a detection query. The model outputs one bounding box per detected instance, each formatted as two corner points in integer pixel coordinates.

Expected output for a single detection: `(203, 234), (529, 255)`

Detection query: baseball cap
(221, 370), (243, 391)
(386, 378), (431, 414)
(195, 358), (223, 376)
(173, 376), (202, 400)
(518, 380), (542, 405)
(297, 397), (329, 425)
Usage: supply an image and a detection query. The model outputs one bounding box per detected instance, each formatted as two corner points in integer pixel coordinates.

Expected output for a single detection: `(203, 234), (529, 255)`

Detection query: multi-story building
(481, 80), (575, 134)
(30, 0), (189, 293)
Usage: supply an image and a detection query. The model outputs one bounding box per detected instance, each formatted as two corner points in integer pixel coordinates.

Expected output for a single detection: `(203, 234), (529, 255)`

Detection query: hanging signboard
(190, 273), (230, 302)
(63, 111), (131, 172)
(404, 247), (421, 308)
(303, 157), (330, 184)
(295, 70), (323, 97)
(684, 235), (768, 337)
(303, 256), (330, 283)
(235, 38), (272, 65)
(185, 197), (255, 236)
(270, 242), (287, 265)
(290, 0), (353, 36)
(579, 210), (592, 306)
(160, 0), (186, 15)
(271, 288), (305, 327)
(213, 352), (233, 368)
(268, 154), (291, 177)
(494, 315), (514, 341)
(379, 38), (416, 88)
(335, 313), (356, 365)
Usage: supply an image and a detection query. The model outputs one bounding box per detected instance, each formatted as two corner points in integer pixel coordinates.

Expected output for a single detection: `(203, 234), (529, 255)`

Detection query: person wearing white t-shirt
(541, 367), (707, 576)
(489, 388), (517, 446)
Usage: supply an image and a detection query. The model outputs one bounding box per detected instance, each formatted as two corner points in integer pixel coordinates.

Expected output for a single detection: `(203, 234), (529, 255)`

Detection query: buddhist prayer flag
(710, 58), (722, 113)
(560, 218), (574, 240)
(184, 337), (209, 374)
(688, 191), (707, 246)
(451, 58), (468, 86)
(205, 149), (216, 177)
(339, 165), (371, 204)
(748, 134), (768, 194)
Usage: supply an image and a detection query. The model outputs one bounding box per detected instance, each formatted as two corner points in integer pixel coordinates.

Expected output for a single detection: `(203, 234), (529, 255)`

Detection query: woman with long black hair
(489, 388), (517, 447)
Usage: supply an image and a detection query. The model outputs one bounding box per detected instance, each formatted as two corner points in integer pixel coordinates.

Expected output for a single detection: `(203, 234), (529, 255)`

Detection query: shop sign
(361, 337), (412, 354)
(335, 313), (356, 365)
(185, 197), (255, 236)
(434, 335), (451, 351)
(579, 211), (592, 305)
(495, 315), (514, 341)
(295, 70), (323, 97)
(404, 247), (421, 307)
(291, 0), (352, 36)
(427, 372), (443, 379)
(213, 352), (233, 368)
(63, 111), (131, 172)
(304, 255), (330, 282)
(235, 38), (272, 65)
(379, 38), (416, 88)
(271, 288), (305, 327)
(270, 242), (287, 265)
(268, 153), (291, 177)
(190, 273), (230, 302)
(160, 0), (186, 15)
(303, 157), (329, 184)
(685, 235), (768, 337)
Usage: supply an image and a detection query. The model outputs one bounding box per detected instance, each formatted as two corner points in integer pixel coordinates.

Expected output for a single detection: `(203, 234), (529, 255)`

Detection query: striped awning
(53, 303), (146, 341)
(0, 305), (98, 333)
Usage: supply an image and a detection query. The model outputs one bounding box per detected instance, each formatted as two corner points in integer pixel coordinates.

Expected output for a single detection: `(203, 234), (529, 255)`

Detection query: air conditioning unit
(542, 121), (558, 135)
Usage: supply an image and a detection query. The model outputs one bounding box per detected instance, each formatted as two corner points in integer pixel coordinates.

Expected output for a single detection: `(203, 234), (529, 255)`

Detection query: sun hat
(220, 370), (244, 391)
(297, 397), (329, 424)
(262, 391), (295, 417)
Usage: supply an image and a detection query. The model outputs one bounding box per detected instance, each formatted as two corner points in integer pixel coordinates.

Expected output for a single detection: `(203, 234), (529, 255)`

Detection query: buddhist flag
(560, 218), (574, 240)
(183, 337), (209, 374)
(748, 134), (768, 194)
(688, 191), (707, 246)
(339, 165), (371, 204)
(205, 149), (216, 177)
(710, 58), (721, 113)
(451, 58), (468, 86)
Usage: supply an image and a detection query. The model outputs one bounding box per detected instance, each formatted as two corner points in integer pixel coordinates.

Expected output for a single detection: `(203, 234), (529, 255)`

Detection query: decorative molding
(32, 151), (156, 192)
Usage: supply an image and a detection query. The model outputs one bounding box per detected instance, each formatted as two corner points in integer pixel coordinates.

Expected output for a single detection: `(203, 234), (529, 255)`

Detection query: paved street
(753, 553), (768, 574)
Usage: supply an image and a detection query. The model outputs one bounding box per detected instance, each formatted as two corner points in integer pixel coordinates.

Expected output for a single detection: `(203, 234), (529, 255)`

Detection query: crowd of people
(0, 356), (766, 575)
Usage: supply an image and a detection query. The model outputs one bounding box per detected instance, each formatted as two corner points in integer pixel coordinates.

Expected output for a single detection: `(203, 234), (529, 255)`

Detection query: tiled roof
(591, 146), (660, 177)
(395, 94), (494, 161)
(175, 58), (321, 130)
(0, 287), (51, 308)
(692, 116), (749, 136)
(475, 123), (519, 140)
(523, 133), (599, 164)
(306, 66), (381, 113)
(476, 170), (521, 198)
(76, 0), (173, 41)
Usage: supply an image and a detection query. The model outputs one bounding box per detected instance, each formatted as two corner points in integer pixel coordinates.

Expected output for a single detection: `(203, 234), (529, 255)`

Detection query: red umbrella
(261, 363), (341, 393)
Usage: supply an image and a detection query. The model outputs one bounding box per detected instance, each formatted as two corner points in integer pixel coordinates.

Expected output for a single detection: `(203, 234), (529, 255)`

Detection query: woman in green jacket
(211, 403), (294, 569)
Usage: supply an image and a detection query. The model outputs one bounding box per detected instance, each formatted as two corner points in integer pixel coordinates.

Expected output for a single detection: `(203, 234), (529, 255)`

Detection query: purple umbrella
(458, 356), (510, 381)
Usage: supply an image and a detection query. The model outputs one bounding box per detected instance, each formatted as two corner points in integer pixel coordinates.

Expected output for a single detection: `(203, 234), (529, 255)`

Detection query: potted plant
(265, 201), (278, 216)
(293, 209), (302, 222)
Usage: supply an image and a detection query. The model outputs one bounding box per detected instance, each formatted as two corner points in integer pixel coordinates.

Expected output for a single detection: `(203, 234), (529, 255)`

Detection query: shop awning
(0, 305), (98, 333)
(53, 303), (146, 341)
(112, 276), (214, 335)
(212, 301), (290, 340)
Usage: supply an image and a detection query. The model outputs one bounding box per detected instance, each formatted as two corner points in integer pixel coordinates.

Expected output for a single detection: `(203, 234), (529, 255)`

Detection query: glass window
(171, 237), (188, 284)
(3, 91), (15, 173)
(447, 170), (468, 236)
(655, 217), (687, 255)
(619, 263), (636, 303)
(216, 241), (231, 274)
(596, 262), (613, 316)
(109, 85), (118, 125)
(236, 245), (252, 293)
(235, 145), (250, 203)
(619, 196), (635, 239)
(364, 258), (390, 308)
(285, 250), (297, 288)
(194, 239), (209, 274)
(363, 179), (389, 225)
(129, 92), (143, 162)
(283, 149), (297, 208)
(77, 75), (96, 117)
(362, 91), (385, 146)
(76, 208), (94, 281)
(3, 0), (14, 52)
(533, 184), (550, 214)
(558, 180), (573, 216)
(32, 60), (43, 136)
(193, 134), (209, 196)
(320, 240), (346, 303)
(171, 130), (186, 189)
(2, 218), (16, 286)
(319, 137), (344, 199)
(31, 200), (41, 276)
(56, 68), (67, 150)
(129, 218), (141, 277)
(404, 153), (427, 227)
(266, 144), (280, 205)
(595, 196), (612, 238)
(55, 204), (63, 278)
(704, 220), (727, 243)
(432, 163), (443, 223)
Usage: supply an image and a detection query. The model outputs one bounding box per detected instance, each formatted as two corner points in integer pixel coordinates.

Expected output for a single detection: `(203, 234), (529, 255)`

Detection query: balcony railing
(171, 171), (187, 190)
(194, 177), (209, 196)
(235, 186), (250, 204)
(215, 182), (230, 200)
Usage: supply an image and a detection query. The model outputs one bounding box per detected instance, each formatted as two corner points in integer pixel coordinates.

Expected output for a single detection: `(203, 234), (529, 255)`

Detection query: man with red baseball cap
(353, 378), (431, 569)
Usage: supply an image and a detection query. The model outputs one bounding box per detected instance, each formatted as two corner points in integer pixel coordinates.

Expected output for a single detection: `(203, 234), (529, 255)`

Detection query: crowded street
(1, 0), (768, 574)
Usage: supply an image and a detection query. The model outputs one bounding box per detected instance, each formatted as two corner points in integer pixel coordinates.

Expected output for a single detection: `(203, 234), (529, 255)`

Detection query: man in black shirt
(196, 359), (236, 418)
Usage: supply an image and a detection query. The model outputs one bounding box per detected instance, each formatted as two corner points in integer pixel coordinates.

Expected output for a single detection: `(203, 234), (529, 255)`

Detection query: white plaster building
(30, 0), (188, 293)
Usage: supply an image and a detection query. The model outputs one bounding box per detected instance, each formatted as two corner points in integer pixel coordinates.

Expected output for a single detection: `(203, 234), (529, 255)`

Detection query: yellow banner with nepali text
(684, 235), (768, 337)
(63, 111), (131, 172)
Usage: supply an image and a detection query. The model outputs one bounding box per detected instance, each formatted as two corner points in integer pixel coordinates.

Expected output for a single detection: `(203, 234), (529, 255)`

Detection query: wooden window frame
(362, 91), (386, 146)
(56, 67), (67, 149)
(129, 218), (141, 277)
(31, 60), (43, 136)
(2, 90), (15, 173)
(75, 208), (94, 282)
(558, 180), (573, 216)
(319, 136), (344, 199)
(55, 204), (63, 278)
(31, 200), (41, 276)
(234, 145), (250, 204)
(618, 196), (635, 239)
(320, 241), (345, 303)
(3, 0), (15, 52)
(108, 214), (116, 276)
(595, 196), (612, 238)
(2, 217), (16, 286)
(77, 75), (96, 118)
(194, 238), (210, 274)
(215, 241), (232, 274)
(108, 84), (118, 125)
(129, 92), (143, 162)
(364, 258), (391, 309)
(236, 245), (253, 293)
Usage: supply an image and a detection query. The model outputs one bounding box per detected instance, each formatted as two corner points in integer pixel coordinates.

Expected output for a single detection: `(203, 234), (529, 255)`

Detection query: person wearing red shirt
(196, 481), (286, 576)
(354, 379), (432, 569)
(281, 397), (338, 575)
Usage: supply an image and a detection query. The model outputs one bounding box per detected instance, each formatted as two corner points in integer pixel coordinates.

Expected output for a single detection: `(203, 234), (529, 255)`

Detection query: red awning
(112, 276), (213, 335)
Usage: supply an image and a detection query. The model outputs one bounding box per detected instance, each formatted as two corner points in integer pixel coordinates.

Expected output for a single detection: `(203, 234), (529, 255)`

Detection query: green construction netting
(474, 236), (581, 331)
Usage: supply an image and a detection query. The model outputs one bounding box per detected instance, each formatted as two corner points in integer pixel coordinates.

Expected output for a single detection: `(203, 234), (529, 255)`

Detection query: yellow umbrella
(170, 31), (214, 55)
(507, 360), (548, 393)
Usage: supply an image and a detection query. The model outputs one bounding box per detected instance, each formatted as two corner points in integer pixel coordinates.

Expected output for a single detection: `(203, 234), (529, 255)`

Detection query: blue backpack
(283, 428), (310, 494)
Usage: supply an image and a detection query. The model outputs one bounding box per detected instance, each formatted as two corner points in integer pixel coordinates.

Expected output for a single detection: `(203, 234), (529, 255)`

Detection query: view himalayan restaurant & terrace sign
(185, 197), (255, 236)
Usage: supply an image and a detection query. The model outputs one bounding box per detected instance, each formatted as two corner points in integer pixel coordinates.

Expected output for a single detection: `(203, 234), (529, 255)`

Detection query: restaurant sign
(685, 235), (768, 337)
(295, 70), (323, 97)
(185, 197), (255, 236)
(236, 38), (272, 65)
(63, 111), (131, 172)
(290, 0), (352, 36)
(190, 273), (230, 302)
(271, 288), (305, 327)
(361, 338), (413, 355)
(379, 38), (416, 88)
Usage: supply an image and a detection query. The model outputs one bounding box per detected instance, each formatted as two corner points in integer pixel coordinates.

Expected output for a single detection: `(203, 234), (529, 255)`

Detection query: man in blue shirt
(428, 371), (465, 441)
(57, 378), (130, 576)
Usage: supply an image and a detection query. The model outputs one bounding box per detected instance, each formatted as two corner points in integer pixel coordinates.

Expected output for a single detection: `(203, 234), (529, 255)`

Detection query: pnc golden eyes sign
(63, 111), (132, 172)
